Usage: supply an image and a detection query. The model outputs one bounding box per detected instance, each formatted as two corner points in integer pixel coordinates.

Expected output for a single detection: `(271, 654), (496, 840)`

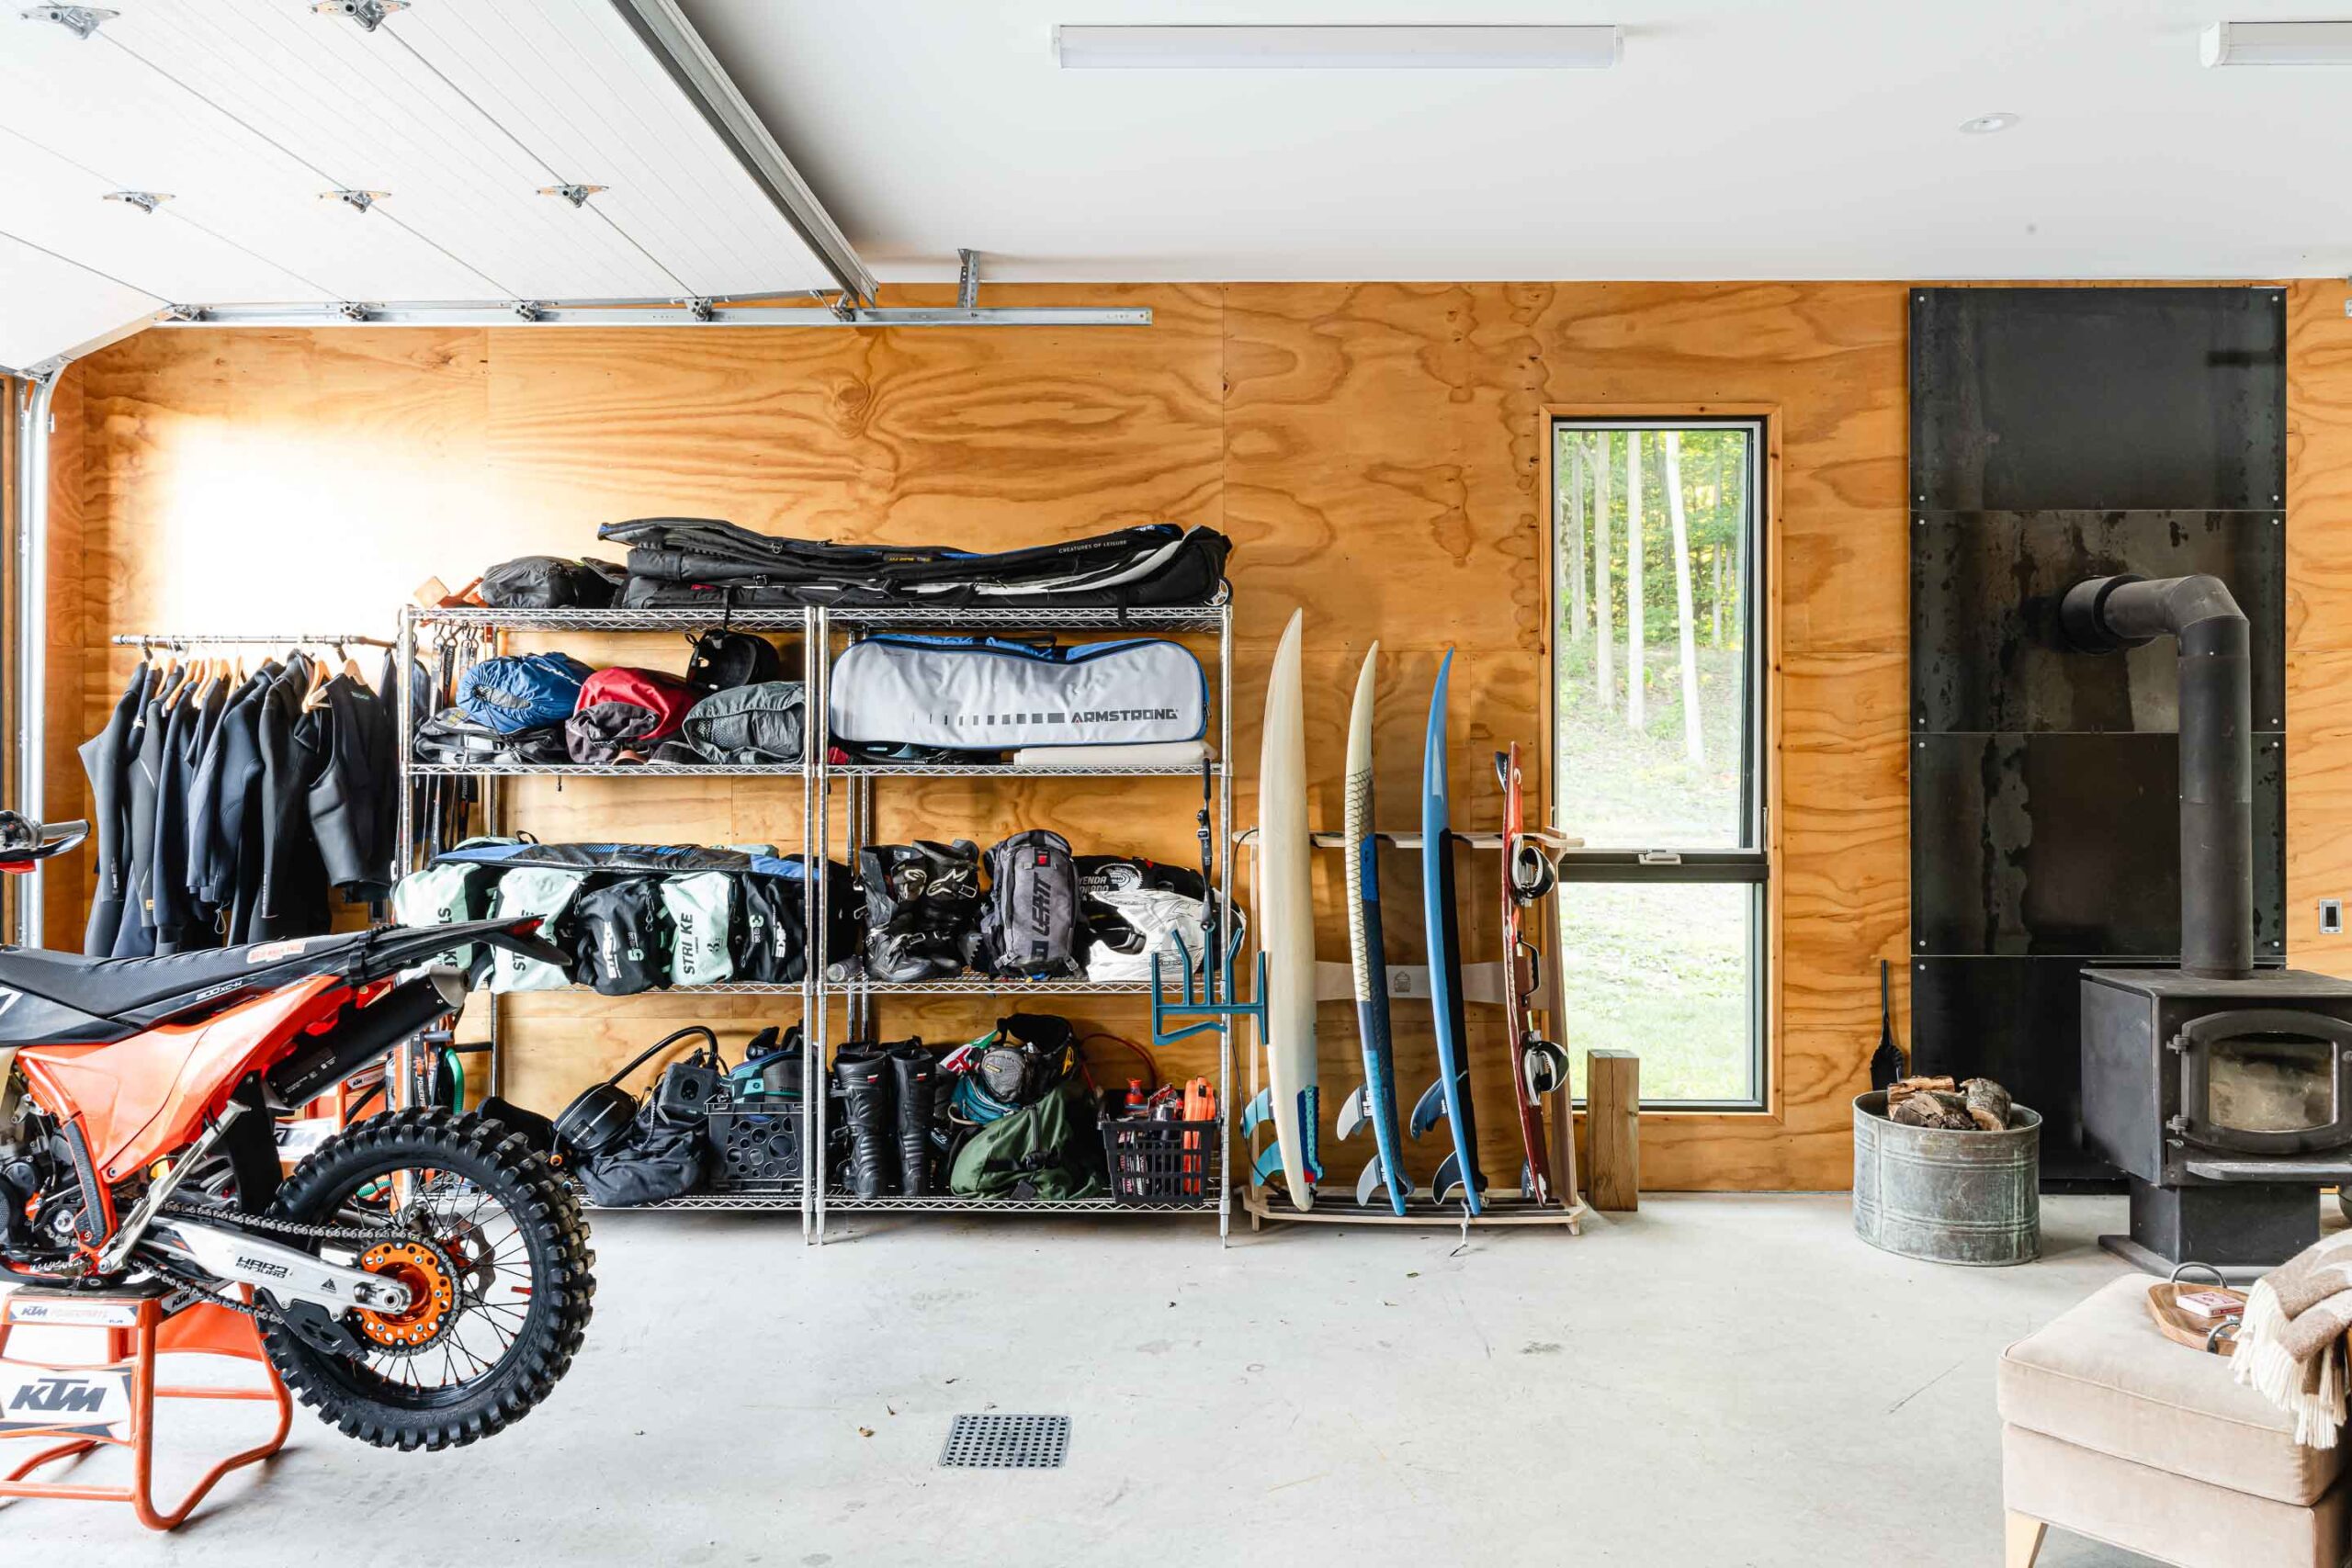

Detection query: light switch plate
(2323, 898), (2343, 936)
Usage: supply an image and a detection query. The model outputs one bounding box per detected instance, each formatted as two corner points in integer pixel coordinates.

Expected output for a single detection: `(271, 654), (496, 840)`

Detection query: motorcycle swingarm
(141, 1219), (413, 1315)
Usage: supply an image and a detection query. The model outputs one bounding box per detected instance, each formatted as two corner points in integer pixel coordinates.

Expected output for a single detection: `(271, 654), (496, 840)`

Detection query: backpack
(973, 830), (1085, 978)
(946, 1081), (1105, 1200)
(455, 653), (593, 735)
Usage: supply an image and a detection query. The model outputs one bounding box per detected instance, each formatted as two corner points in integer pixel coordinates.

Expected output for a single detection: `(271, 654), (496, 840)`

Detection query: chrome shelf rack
(807, 600), (1235, 1245)
(393, 597), (1236, 1244)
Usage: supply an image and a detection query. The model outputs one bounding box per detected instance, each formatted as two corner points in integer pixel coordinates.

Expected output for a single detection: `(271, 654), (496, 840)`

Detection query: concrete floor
(0, 1193), (2171, 1565)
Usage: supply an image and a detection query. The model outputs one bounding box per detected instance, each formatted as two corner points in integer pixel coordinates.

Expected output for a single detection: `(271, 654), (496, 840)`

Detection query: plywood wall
(48, 280), (2352, 1191)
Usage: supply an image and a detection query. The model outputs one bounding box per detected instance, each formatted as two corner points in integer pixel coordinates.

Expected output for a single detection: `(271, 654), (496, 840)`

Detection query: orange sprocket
(352, 1239), (458, 1349)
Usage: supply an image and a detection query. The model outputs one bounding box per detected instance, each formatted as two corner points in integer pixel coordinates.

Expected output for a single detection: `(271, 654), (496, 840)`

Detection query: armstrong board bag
(828, 636), (1205, 754)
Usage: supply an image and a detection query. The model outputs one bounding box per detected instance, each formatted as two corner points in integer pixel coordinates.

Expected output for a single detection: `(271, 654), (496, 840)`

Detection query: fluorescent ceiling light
(1052, 25), (1623, 70)
(2201, 20), (2352, 65)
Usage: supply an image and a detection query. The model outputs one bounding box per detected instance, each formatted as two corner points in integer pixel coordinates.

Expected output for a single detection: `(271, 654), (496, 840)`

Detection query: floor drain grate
(939, 1413), (1069, 1470)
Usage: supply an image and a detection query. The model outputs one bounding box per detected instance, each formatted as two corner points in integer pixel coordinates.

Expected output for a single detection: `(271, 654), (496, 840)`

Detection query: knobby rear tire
(260, 1109), (595, 1451)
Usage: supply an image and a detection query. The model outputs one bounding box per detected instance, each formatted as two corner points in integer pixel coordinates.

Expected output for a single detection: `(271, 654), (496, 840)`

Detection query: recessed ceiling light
(1052, 24), (1623, 70)
(2202, 21), (2352, 66)
(1961, 112), (2020, 134)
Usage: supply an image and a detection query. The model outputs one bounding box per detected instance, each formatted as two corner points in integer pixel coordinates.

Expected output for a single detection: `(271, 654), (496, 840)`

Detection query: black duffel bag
(599, 519), (1230, 611)
(412, 709), (570, 766)
(478, 555), (626, 609)
(572, 1030), (724, 1206)
(577, 1098), (707, 1207)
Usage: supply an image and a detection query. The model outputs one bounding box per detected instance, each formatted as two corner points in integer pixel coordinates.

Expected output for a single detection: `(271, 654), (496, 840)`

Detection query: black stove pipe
(2060, 573), (2253, 979)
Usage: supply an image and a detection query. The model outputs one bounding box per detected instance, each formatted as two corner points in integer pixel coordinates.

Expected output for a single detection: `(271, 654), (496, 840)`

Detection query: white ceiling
(0, 0), (848, 369)
(678, 0), (2352, 283)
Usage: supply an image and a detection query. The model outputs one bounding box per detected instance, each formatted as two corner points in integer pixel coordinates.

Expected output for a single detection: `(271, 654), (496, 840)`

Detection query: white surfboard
(1242, 608), (1321, 1210)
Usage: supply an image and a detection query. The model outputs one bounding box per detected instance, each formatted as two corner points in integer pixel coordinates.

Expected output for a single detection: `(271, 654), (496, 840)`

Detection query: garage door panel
(0, 0), (865, 362)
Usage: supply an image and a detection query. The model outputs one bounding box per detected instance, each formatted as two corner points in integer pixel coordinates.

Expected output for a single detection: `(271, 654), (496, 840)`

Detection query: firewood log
(1890, 1089), (1977, 1130)
(1887, 1076), (1958, 1113)
(1962, 1078), (2013, 1132)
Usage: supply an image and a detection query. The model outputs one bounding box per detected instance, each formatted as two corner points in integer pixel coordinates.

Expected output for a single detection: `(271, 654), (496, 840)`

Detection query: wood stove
(2066, 571), (2341, 1272)
(2083, 971), (2352, 1268)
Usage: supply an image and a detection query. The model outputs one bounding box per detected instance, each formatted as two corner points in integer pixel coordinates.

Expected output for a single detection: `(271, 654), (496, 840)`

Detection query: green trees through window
(1553, 420), (1765, 1108)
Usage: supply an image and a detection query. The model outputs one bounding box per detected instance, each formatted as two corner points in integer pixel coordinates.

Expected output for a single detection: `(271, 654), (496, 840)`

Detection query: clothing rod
(109, 633), (395, 649)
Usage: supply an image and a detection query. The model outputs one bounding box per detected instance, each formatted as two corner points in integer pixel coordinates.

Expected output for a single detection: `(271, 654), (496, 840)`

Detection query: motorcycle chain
(150, 1201), (466, 1355)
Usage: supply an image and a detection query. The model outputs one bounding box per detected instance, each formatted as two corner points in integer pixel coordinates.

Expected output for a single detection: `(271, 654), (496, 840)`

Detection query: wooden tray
(2147, 1281), (2246, 1357)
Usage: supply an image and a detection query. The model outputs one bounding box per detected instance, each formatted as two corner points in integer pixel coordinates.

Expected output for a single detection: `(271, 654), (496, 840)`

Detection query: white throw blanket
(2233, 1229), (2352, 1449)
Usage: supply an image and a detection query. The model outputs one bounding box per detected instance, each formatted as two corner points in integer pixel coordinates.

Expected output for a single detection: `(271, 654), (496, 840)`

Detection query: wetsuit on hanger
(78, 661), (150, 955)
(305, 673), (398, 906)
(186, 664), (276, 937)
(114, 662), (186, 959)
(254, 655), (331, 941)
(147, 671), (222, 954)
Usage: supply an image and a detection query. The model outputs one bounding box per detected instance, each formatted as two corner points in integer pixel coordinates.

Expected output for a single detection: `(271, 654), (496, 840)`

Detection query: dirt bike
(0, 812), (594, 1451)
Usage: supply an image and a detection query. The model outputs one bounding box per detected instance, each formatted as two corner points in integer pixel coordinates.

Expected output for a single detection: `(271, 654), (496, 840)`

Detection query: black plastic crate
(1100, 1117), (1218, 1205)
(707, 1093), (805, 1190)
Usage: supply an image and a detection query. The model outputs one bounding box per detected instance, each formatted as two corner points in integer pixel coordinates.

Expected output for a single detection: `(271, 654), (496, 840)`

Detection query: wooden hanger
(302, 648), (336, 711)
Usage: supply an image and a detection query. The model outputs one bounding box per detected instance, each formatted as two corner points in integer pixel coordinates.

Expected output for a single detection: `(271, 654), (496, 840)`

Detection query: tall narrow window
(1551, 418), (1767, 1110)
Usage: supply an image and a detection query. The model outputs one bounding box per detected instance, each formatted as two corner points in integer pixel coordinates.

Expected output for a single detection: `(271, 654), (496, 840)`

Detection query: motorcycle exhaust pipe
(268, 970), (464, 1108)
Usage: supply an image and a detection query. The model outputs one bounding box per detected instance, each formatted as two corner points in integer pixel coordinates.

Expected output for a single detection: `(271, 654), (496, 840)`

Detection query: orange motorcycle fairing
(15, 976), (350, 1187)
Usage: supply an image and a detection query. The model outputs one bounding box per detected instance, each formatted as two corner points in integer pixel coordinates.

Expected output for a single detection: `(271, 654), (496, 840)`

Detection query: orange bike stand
(0, 1281), (292, 1530)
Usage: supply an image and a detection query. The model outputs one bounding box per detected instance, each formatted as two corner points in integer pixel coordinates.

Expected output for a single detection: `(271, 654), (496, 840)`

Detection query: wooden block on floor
(1588, 1047), (1640, 1212)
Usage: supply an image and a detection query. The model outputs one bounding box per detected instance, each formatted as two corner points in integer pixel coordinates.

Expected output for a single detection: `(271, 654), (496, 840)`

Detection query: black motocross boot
(889, 1044), (938, 1197)
(831, 1046), (895, 1198)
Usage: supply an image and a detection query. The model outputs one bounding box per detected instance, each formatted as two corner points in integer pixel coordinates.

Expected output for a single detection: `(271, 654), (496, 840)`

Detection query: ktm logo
(10, 1376), (106, 1415)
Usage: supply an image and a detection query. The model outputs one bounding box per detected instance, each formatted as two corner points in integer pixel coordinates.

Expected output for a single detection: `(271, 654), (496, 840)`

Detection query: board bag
(599, 518), (1229, 611)
(828, 635), (1204, 753)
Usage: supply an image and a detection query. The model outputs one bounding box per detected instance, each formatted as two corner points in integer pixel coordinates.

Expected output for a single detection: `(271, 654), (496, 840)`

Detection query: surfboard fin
(1408, 1078), (1446, 1138)
(1251, 1143), (1286, 1186)
(1432, 1151), (1464, 1203)
(1241, 1088), (1272, 1137)
(1433, 1155), (1494, 1209)
(1335, 1084), (1371, 1141)
(1355, 1156), (1414, 1210)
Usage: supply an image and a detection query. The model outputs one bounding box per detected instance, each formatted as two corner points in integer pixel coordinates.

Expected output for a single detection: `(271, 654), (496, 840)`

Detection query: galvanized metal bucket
(1852, 1091), (2042, 1267)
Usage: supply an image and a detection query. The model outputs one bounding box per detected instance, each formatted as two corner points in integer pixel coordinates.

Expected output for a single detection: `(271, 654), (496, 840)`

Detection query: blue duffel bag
(454, 652), (593, 734)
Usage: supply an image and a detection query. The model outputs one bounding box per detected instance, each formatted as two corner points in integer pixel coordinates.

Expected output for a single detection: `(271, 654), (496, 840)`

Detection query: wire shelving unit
(807, 600), (1236, 1245)
(392, 595), (1237, 1244)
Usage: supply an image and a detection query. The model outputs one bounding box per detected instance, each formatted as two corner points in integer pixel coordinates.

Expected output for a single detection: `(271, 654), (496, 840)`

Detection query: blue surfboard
(1335, 646), (1412, 1213)
(1408, 649), (1487, 1213)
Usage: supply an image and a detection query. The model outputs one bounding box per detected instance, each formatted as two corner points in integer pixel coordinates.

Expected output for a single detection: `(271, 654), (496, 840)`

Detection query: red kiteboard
(1497, 743), (1568, 1204)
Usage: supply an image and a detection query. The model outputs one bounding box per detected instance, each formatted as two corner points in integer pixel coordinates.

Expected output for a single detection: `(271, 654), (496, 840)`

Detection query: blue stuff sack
(454, 653), (593, 734)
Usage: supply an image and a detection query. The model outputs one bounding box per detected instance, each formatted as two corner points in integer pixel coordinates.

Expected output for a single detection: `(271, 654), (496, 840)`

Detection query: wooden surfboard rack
(1233, 823), (1594, 1235)
(1236, 1080), (1592, 1233)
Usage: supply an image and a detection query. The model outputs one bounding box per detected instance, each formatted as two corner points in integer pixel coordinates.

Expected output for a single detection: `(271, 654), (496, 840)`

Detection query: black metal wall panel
(1912, 512), (2285, 734)
(1910, 288), (2288, 512)
(1912, 957), (2113, 1183)
(1908, 287), (2288, 1184)
(1911, 733), (2284, 958)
